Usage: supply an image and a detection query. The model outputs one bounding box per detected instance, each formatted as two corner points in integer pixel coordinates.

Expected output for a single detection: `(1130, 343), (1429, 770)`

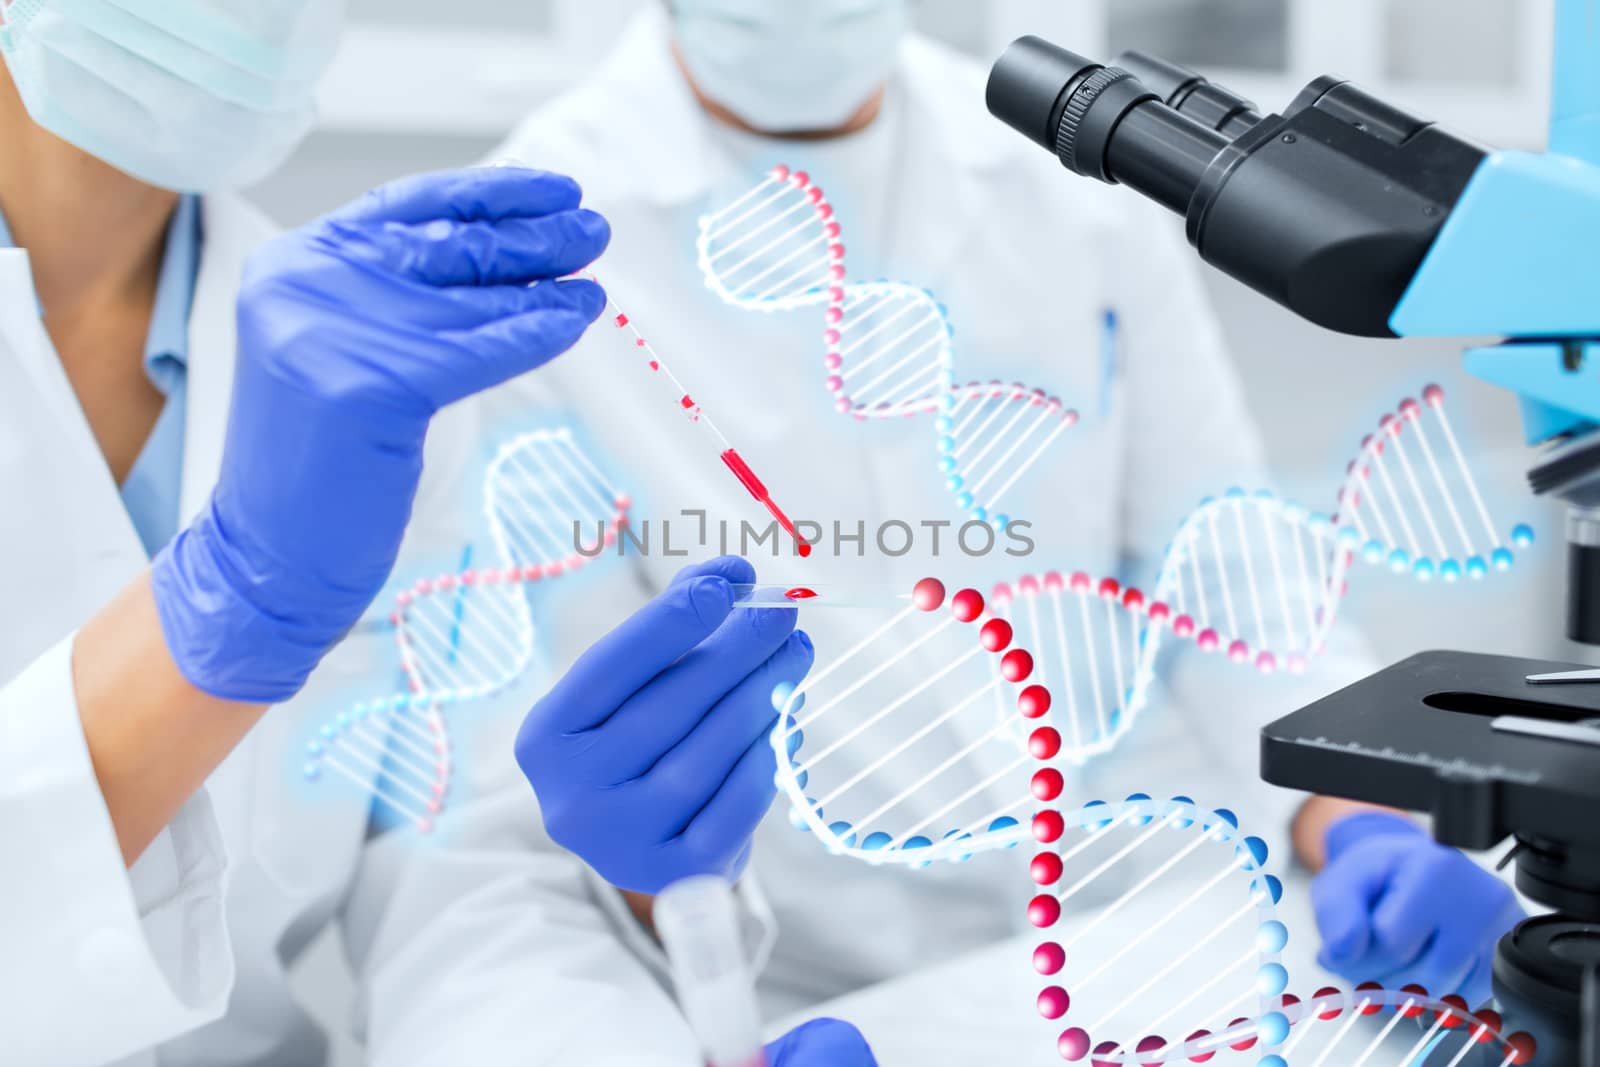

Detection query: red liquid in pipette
(606, 295), (809, 558)
(721, 448), (812, 557)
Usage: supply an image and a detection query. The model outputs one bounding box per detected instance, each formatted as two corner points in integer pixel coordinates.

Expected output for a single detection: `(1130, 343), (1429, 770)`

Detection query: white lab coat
(487, 8), (1381, 1036)
(0, 194), (708, 1065)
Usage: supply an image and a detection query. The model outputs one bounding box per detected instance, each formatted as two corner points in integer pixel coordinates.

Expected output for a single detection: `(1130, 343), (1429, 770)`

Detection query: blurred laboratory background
(265, 2), (1574, 1054)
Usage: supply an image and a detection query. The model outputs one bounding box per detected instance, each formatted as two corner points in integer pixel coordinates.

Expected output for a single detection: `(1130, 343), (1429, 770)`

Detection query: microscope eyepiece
(987, 36), (1230, 215)
(984, 36), (1103, 152)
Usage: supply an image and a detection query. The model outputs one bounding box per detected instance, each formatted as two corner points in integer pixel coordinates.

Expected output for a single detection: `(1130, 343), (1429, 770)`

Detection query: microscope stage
(1262, 650), (1600, 850)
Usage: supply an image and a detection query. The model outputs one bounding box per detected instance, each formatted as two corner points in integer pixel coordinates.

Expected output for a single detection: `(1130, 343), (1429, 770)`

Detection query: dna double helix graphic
(302, 427), (629, 830)
(987, 385), (1534, 765)
(698, 165), (1079, 528)
(393, 428), (629, 703)
(772, 577), (1537, 1060)
(1022, 795), (1538, 1065)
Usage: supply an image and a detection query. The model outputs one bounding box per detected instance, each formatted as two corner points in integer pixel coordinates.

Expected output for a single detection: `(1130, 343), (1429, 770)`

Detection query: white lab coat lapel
(0, 252), (111, 471)
(0, 250), (147, 676)
(180, 194), (264, 525)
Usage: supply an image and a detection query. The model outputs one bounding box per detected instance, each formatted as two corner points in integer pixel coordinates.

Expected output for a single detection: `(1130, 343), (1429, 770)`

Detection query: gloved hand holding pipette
(156, 167), (610, 701)
(515, 556), (814, 894)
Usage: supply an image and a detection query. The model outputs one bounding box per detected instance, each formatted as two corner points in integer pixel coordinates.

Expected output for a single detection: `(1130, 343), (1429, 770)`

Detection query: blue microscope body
(1395, 0), (1600, 445)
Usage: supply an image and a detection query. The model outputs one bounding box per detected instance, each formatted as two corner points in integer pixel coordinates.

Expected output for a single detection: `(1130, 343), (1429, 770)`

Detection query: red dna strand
(302, 427), (629, 831)
(987, 385), (1534, 765)
(698, 166), (1078, 529)
(1022, 798), (1539, 1065)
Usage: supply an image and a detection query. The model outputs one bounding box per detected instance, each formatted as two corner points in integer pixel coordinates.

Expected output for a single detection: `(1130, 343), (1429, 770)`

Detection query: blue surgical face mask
(672, 0), (911, 134)
(0, 0), (344, 192)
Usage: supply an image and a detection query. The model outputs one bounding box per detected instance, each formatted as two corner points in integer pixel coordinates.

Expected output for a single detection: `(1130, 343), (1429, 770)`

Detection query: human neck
(0, 66), (178, 323)
(671, 44), (886, 141)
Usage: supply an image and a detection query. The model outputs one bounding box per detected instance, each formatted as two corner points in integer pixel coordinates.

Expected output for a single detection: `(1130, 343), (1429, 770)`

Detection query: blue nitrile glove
(152, 167), (609, 701)
(516, 557), (814, 894)
(765, 1019), (877, 1067)
(1313, 812), (1524, 1005)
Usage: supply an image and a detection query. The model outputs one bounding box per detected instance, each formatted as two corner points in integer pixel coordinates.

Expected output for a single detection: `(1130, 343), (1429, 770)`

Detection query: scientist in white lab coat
(498, 0), (1528, 1037)
(0, 2), (866, 1065)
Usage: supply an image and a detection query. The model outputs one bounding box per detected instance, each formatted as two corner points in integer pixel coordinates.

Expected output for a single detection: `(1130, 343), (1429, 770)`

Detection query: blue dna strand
(301, 427), (629, 831)
(1021, 793), (1539, 1065)
(988, 385), (1535, 766)
(698, 165), (1079, 528)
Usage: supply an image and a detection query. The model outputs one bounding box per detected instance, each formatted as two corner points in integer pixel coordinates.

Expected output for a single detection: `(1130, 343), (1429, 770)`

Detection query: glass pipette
(596, 279), (811, 557)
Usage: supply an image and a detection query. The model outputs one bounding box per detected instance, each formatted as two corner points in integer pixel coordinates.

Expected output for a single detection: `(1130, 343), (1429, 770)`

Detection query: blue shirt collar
(0, 194), (201, 396)
(146, 195), (200, 395)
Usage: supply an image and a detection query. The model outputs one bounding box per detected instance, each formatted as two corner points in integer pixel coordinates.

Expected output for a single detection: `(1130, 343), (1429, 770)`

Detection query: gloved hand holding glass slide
(516, 557), (813, 894)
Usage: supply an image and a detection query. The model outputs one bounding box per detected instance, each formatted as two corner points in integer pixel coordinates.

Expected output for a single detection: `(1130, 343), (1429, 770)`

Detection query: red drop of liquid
(648, 360), (659, 371)
(785, 587), (819, 601)
(680, 395), (694, 409)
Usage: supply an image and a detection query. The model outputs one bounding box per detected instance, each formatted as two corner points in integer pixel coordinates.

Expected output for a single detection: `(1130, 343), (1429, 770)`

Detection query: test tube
(654, 876), (769, 1067)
